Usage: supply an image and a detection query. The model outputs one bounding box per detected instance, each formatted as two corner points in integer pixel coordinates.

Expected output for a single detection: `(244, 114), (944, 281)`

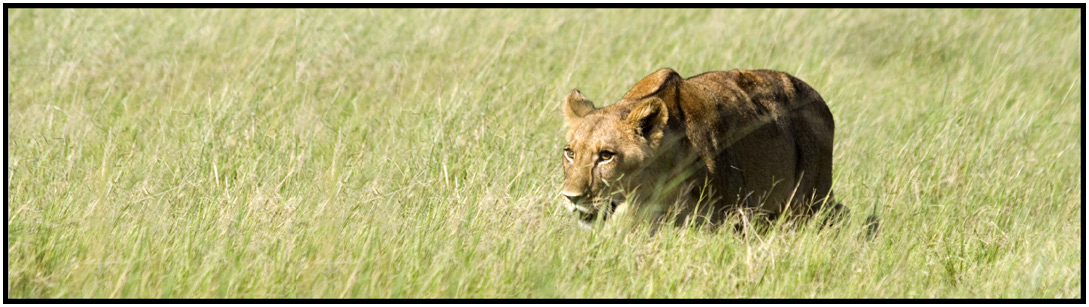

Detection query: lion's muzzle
(563, 197), (619, 225)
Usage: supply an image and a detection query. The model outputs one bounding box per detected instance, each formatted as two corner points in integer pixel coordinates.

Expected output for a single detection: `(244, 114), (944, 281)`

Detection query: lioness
(561, 68), (844, 228)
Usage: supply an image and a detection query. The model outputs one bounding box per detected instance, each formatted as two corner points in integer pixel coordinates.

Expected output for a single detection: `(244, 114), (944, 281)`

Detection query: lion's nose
(562, 191), (586, 204)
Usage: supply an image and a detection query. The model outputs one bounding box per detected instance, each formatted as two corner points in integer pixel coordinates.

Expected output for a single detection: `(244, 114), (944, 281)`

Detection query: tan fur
(561, 68), (841, 227)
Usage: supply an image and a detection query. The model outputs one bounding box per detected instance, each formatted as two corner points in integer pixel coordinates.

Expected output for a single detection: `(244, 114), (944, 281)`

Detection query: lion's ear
(622, 68), (682, 100)
(627, 97), (669, 145)
(563, 89), (595, 125)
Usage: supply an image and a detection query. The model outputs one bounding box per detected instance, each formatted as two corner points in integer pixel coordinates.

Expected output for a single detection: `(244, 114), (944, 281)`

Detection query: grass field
(6, 8), (1082, 298)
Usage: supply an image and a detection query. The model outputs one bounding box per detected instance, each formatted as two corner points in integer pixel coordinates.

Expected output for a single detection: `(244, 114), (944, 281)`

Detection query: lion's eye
(564, 148), (575, 161)
(599, 150), (615, 162)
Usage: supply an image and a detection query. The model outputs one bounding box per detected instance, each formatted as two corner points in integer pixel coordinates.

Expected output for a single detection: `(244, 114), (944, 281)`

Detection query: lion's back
(678, 69), (835, 215)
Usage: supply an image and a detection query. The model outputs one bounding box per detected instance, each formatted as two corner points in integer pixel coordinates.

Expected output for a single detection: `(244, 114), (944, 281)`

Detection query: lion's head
(560, 88), (670, 224)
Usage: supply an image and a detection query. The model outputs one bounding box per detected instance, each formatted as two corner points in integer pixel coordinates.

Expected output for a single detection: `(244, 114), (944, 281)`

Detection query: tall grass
(7, 8), (1081, 298)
